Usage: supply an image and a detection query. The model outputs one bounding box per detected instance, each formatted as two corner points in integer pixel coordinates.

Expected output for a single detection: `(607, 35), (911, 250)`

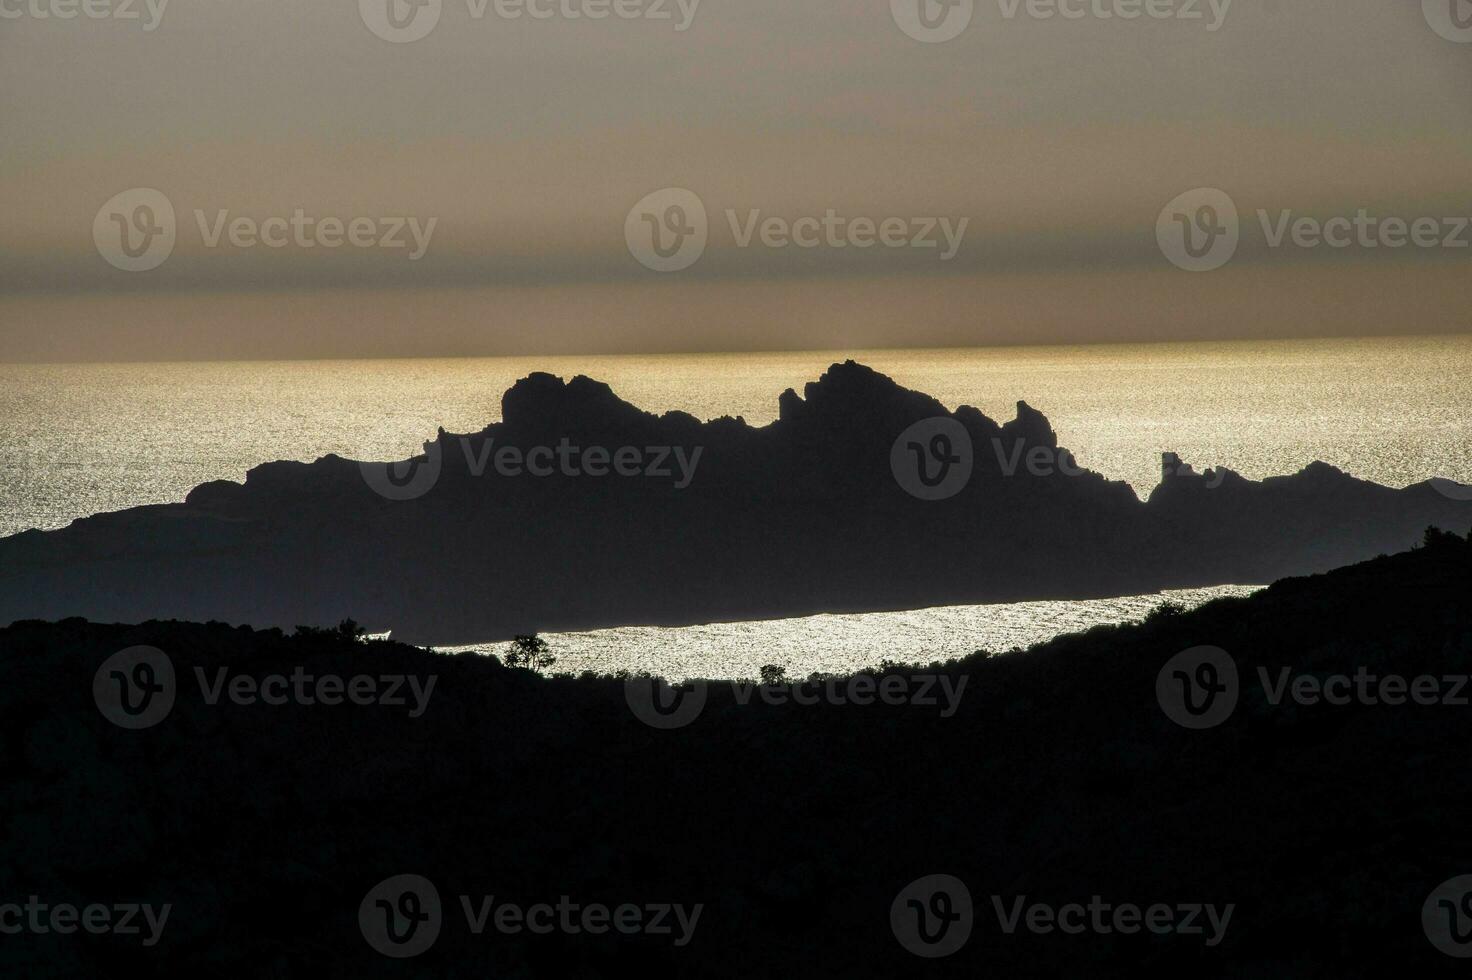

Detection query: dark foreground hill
(2, 361), (1470, 644)
(3, 531), (1471, 977)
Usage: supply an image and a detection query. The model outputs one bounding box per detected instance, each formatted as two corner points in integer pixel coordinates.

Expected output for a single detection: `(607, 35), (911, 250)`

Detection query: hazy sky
(1, 0), (1470, 361)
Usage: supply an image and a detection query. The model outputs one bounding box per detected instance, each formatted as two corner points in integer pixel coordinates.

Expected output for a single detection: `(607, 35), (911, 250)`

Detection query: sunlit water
(443, 585), (1261, 680)
(4, 335), (1468, 539)
(2, 336), (1465, 673)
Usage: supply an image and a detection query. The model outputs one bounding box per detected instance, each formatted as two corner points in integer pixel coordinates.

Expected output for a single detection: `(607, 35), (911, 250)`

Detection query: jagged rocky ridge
(1, 361), (1468, 643)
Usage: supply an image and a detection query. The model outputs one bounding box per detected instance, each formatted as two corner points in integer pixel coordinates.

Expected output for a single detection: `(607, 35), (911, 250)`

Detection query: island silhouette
(1, 361), (1468, 644)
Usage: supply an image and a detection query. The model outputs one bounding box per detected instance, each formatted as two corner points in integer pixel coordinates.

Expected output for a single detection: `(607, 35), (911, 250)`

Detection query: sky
(1, 0), (1470, 361)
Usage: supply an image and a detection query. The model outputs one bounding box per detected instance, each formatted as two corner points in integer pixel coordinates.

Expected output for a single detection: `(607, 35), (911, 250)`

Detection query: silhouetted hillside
(3, 533), (1471, 976)
(1, 362), (1469, 643)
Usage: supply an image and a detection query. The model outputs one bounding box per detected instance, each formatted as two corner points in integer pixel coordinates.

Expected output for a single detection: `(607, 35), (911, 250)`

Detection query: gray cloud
(1, 0), (1469, 357)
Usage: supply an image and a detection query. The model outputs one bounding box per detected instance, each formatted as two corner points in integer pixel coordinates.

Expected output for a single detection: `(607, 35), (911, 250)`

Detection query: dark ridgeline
(3, 536), (1470, 975)
(1, 361), (1469, 644)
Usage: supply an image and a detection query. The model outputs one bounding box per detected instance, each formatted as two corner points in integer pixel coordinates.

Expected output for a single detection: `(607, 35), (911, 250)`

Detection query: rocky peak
(501, 372), (648, 430)
(1000, 401), (1057, 449)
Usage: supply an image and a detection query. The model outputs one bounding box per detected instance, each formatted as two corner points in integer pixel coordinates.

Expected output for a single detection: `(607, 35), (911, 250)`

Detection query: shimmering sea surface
(442, 585), (1262, 680)
(2, 336), (1466, 674)
(4, 335), (1468, 539)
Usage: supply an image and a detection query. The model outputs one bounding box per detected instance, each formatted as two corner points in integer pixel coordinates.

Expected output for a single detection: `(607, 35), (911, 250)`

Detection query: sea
(3, 335), (1469, 675)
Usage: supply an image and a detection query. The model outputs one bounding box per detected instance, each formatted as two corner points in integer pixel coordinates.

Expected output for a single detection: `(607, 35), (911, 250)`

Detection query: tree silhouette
(504, 634), (556, 671)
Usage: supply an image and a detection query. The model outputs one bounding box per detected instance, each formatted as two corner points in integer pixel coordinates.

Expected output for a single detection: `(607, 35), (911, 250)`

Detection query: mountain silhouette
(1, 361), (1468, 644)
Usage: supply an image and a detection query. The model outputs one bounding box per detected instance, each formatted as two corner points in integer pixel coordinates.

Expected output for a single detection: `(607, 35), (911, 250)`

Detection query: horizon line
(4, 330), (1470, 369)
